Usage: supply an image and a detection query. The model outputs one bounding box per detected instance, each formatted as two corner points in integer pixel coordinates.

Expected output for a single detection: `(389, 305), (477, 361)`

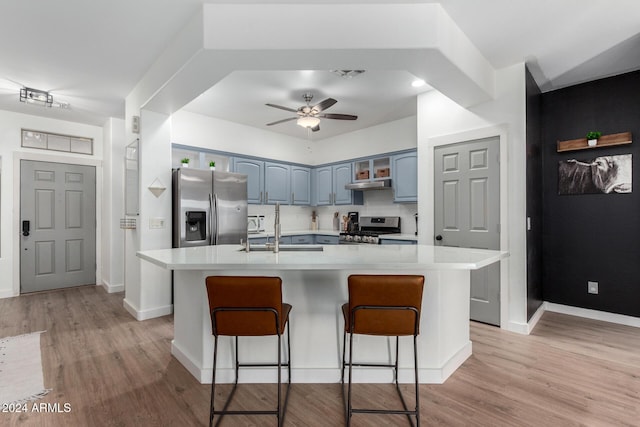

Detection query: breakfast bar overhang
(138, 244), (506, 384)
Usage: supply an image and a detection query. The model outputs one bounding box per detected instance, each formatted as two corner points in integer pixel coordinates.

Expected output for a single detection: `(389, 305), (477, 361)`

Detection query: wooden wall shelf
(557, 131), (632, 152)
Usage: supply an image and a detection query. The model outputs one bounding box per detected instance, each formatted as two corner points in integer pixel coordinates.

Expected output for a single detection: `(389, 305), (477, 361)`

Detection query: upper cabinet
(232, 157), (311, 205)
(354, 156), (391, 181)
(333, 163), (355, 205)
(291, 165), (311, 205)
(232, 157), (265, 204)
(189, 147), (415, 206)
(314, 163), (362, 206)
(391, 151), (417, 203)
(264, 162), (290, 204)
(315, 166), (333, 205)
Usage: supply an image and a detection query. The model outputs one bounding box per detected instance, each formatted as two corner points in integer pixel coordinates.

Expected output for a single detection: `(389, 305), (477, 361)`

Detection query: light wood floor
(1, 286), (639, 426)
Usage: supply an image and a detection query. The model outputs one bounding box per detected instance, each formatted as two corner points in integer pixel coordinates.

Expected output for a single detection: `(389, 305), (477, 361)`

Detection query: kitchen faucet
(265, 202), (281, 253)
(273, 202), (280, 253)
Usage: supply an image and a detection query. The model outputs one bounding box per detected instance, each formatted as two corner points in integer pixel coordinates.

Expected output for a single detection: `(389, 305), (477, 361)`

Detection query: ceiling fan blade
(266, 103), (298, 113)
(266, 117), (297, 126)
(319, 113), (358, 120)
(311, 98), (337, 113)
(311, 124), (320, 132)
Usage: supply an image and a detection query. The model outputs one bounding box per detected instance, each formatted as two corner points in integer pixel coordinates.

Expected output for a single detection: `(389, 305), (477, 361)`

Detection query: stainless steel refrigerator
(172, 168), (248, 248)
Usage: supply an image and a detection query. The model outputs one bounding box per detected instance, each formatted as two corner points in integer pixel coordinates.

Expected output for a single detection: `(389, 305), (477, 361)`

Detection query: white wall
(102, 118), (126, 293)
(313, 116), (417, 165)
(417, 63), (527, 333)
(0, 109), (104, 298)
(171, 110), (314, 165)
(122, 109), (173, 320)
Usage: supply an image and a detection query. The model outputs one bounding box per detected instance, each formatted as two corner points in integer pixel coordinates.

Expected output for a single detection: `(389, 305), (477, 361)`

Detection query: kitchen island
(137, 244), (506, 384)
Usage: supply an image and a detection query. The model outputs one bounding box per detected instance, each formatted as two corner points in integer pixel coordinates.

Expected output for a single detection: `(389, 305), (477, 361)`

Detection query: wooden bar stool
(205, 276), (292, 427)
(341, 274), (425, 427)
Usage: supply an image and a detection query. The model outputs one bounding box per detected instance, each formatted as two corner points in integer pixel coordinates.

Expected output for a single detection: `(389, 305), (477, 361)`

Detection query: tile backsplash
(248, 190), (417, 235)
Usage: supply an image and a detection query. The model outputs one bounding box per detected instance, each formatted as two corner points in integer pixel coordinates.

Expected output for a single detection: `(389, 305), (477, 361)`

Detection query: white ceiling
(182, 70), (433, 140)
(1, 1), (639, 138)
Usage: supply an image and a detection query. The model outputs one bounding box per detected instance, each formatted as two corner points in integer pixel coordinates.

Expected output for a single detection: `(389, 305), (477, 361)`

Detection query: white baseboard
(171, 339), (472, 385)
(433, 340), (472, 384)
(123, 298), (173, 321)
(171, 340), (206, 382)
(505, 320), (530, 335)
(544, 302), (640, 328)
(0, 289), (17, 299)
(524, 304), (546, 334)
(100, 280), (124, 294)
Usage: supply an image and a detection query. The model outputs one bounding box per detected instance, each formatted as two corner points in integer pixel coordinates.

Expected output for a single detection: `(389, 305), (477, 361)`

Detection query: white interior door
(434, 137), (501, 325)
(20, 160), (96, 293)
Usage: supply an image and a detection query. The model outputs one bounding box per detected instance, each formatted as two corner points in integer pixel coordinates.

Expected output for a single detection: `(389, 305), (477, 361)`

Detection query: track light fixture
(20, 87), (52, 106)
(19, 87), (69, 109)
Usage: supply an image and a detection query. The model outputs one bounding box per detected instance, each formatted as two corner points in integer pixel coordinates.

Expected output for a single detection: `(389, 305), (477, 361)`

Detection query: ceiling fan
(265, 93), (357, 132)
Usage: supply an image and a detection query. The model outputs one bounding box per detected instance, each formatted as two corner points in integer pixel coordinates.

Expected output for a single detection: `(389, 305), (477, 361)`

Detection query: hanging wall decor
(558, 154), (632, 195)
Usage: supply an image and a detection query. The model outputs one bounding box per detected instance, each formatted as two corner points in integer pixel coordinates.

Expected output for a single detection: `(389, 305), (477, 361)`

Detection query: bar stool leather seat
(341, 274), (424, 426)
(206, 276), (292, 427)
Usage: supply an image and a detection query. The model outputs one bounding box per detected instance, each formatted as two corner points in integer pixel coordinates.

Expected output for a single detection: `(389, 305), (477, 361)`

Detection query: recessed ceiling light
(411, 79), (426, 88)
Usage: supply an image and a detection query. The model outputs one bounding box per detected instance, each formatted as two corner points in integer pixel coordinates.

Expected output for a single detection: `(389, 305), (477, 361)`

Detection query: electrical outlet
(588, 281), (599, 294)
(149, 217), (165, 229)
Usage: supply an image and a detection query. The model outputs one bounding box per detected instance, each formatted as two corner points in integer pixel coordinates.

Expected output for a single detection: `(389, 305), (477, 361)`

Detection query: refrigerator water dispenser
(185, 211), (206, 241)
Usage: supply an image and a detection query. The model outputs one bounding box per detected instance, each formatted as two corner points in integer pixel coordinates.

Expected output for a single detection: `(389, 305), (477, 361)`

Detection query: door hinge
(497, 223), (501, 233)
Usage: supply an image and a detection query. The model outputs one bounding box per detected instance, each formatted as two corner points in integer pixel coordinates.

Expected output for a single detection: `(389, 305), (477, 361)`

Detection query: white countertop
(137, 244), (506, 271)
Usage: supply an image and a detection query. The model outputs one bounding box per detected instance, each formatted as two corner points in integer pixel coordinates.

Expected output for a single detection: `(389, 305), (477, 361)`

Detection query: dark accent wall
(526, 67), (543, 320)
(541, 70), (640, 317)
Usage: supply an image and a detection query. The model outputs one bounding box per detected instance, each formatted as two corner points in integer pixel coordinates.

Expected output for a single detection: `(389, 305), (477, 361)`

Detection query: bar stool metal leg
(206, 276), (292, 427)
(342, 332), (420, 427)
(340, 273), (425, 427)
(210, 329), (291, 427)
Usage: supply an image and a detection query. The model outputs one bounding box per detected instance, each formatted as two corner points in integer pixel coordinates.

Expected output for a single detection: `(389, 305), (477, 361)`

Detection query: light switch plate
(588, 281), (598, 294)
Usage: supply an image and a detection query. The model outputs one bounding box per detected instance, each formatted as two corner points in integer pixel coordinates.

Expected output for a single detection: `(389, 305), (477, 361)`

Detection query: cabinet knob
(435, 235), (443, 241)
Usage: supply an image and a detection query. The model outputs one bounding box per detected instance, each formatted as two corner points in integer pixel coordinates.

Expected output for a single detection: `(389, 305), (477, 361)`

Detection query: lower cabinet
(315, 235), (339, 244)
(379, 238), (417, 245)
(249, 234), (339, 245)
(291, 235), (314, 244)
(248, 237), (268, 244)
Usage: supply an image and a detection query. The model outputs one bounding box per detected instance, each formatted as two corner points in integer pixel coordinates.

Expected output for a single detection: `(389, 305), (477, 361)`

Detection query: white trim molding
(101, 280), (124, 294)
(544, 302), (640, 328)
(123, 298), (173, 321)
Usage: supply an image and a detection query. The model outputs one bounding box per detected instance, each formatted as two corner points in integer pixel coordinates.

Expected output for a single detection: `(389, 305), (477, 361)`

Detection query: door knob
(22, 220), (30, 237)
(435, 235), (443, 241)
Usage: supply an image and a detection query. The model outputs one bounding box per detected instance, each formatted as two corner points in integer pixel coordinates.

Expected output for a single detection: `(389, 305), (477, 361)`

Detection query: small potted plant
(181, 158), (190, 168)
(209, 161), (216, 171)
(586, 131), (602, 147)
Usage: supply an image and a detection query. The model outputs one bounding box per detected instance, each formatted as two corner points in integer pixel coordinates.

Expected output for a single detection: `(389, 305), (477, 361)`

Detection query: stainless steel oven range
(339, 216), (401, 244)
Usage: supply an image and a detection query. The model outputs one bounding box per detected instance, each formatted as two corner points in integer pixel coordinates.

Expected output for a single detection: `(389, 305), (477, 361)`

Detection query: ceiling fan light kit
(297, 116), (320, 128)
(266, 92), (357, 133)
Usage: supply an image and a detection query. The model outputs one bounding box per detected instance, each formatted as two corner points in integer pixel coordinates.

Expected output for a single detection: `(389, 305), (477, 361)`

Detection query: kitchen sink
(240, 244), (324, 252)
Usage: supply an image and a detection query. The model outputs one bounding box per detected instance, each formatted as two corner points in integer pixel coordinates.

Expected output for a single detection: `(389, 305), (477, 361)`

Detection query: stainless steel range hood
(345, 179), (392, 191)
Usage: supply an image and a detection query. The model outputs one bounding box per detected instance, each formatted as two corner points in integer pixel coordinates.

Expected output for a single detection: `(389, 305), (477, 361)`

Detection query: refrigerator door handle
(209, 193), (215, 245)
(213, 193), (219, 245)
